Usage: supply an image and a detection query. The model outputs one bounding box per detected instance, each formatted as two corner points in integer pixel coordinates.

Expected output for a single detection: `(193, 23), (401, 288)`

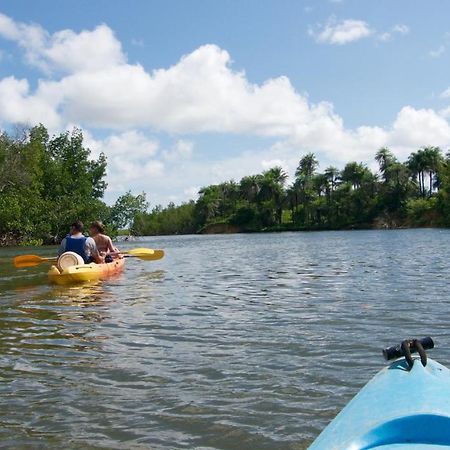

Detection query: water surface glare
(1, 229), (450, 449)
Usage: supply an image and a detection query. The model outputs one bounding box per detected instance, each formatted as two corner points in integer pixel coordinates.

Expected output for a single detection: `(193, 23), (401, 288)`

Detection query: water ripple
(1, 229), (450, 448)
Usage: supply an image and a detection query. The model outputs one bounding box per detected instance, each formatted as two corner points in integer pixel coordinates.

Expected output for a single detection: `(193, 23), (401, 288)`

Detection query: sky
(1, 0), (450, 205)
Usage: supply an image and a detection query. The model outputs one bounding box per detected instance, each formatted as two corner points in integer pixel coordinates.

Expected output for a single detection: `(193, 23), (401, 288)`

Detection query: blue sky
(1, 0), (450, 204)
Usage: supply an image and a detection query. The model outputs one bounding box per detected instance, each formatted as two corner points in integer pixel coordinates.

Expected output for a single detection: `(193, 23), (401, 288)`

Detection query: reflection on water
(1, 230), (450, 449)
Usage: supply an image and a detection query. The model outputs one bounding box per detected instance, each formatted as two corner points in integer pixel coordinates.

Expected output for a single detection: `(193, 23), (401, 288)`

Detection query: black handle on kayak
(383, 337), (434, 361)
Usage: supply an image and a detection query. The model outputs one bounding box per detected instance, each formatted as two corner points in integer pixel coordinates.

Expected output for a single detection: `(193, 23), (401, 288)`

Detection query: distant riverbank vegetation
(2, 124), (450, 245)
(0, 125), (147, 246)
(132, 146), (450, 235)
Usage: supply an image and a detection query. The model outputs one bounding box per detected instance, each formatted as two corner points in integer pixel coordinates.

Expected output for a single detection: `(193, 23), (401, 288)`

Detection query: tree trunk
(420, 171), (424, 198)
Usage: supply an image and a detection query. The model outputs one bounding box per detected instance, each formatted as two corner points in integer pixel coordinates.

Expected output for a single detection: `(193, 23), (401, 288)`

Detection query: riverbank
(2, 220), (444, 246)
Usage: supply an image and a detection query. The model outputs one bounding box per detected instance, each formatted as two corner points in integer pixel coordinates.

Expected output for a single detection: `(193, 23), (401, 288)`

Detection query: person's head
(70, 220), (84, 235)
(89, 220), (105, 236)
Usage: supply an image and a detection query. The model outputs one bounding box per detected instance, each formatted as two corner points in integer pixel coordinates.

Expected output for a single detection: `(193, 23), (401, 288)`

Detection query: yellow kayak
(48, 258), (125, 285)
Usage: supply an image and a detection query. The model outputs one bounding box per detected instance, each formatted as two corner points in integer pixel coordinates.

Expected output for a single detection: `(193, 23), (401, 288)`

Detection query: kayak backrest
(57, 252), (84, 271)
(357, 414), (450, 449)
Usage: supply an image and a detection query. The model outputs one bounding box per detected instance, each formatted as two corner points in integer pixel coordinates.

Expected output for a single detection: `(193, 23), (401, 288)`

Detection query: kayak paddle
(13, 254), (57, 268)
(120, 248), (165, 261)
(14, 248), (164, 268)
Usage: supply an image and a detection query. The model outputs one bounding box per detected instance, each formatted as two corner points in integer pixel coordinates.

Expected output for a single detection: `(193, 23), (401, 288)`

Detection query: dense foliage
(133, 146), (450, 235)
(2, 124), (450, 243)
(0, 125), (147, 245)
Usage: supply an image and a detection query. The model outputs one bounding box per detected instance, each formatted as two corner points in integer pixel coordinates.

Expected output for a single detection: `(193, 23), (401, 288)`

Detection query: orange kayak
(48, 258), (125, 285)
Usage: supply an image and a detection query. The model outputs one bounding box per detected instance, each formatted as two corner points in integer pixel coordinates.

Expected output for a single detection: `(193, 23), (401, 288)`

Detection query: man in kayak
(58, 220), (103, 263)
(89, 221), (119, 263)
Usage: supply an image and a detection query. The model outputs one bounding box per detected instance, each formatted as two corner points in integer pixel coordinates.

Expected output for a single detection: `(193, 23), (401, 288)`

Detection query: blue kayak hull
(309, 358), (450, 449)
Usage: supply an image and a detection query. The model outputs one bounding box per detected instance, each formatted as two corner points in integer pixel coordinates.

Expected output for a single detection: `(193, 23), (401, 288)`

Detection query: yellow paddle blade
(13, 254), (56, 268)
(124, 248), (165, 260)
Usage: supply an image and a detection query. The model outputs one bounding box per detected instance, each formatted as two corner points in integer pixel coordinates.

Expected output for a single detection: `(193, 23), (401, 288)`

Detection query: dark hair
(90, 220), (105, 233)
(71, 220), (84, 232)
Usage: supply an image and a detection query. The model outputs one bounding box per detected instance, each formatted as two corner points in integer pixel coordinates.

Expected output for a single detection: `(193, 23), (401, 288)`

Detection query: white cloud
(163, 139), (194, 161)
(377, 24), (409, 42)
(310, 18), (408, 45)
(389, 106), (450, 152)
(430, 45), (446, 58)
(4, 41), (331, 136)
(439, 107), (450, 119)
(441, 87), (450, 98)
(428, 32), (450, 58)
(0, 13), (125, 73)
(310, 18), (372, 45)
(378, 32), (391, 42)
(0, 76), (61, 127)
(392, 24), (409, 35)
(83, 130), (163, 193)
(183, 186), (200, 199)
(0, 13), (449, 204)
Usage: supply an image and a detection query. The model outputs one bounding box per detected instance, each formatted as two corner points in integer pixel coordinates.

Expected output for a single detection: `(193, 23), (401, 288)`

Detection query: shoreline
(2, 224), (447, 247)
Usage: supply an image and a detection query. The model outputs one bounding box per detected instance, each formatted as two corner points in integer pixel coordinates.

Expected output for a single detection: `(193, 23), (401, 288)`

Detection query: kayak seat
(357, 414), (450, 449)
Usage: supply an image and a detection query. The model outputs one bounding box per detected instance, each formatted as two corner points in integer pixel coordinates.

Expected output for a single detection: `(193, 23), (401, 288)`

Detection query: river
(1, 229), (450, 449)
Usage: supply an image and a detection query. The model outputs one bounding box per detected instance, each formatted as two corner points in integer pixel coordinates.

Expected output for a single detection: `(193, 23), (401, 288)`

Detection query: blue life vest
(65, 235), (88, 263)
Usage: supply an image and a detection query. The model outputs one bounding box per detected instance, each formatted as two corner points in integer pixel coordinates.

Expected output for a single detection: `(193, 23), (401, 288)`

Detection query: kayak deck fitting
(309, 337), (450, 450)
(48, 258), (125, 285)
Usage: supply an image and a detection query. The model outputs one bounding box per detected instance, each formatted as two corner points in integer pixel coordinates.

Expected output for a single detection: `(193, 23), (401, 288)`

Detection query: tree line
(0, 125), (147, 246)
(2, 124), (450, 243)
(133, 146), (450, 235)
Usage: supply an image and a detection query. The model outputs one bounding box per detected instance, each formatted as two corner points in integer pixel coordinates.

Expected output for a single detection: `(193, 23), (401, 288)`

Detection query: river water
(1, 229), (450, 449)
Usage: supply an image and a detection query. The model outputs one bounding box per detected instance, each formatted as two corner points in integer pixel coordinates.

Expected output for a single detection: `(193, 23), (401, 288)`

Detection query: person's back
(59, 220), (102, 264)
(93, 233), (113, 254)
(89, 221), (118, 262)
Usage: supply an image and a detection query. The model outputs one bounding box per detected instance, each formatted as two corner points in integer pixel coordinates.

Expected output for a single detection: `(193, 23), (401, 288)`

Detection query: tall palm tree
(295, 153), (318, 179)
(421, 146), (443, 195)
(285, 185), (298, 221)
(341, 162), (369, 189)
(324, 166), (340, 192)
(375, 147), (397, 183)
(312, 173), (329, 198)
(239, 175), (260, 203)
(260, 167), (288, 225)
(407, 151), (424, 196)
(407, 148), (443, 197)
(294, 153), (318, 225)
(197, 185), (221, 221)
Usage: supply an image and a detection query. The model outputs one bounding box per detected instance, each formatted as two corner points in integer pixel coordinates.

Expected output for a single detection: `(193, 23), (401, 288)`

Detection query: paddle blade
(125, 248), (165, 261)
(13, 255), (54, 268)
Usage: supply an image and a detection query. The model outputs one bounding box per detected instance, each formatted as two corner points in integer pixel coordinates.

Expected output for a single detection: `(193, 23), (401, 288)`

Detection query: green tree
(375, 147), (397, 183)
(111, 191), (148, 230)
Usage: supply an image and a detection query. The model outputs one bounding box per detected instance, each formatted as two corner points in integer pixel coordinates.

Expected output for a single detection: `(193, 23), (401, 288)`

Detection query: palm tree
(407, 151), (424, 197)
(294, 153), (318, 225)
(285, 185), (298, 221)
(341, 162), (369, 189)
(421, 146), (443, 195)
(375, 147), (397, 183)
(239, 175), (260, 203)
(260, 167), (288, 225)
(324, 166), (340, 192)
(407, 148), (443, 197)
(197, 185), (222, 222)
(312, 173), (329, 198)
(295, 153), (318, 179)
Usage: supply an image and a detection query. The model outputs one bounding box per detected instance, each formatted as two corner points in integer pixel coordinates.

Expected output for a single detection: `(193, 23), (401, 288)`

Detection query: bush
(406, 197), (437, 226)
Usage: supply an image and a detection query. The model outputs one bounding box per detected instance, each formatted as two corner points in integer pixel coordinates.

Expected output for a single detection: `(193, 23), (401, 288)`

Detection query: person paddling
(89, 221), (119, 263)
(58, 220), (103, 263)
